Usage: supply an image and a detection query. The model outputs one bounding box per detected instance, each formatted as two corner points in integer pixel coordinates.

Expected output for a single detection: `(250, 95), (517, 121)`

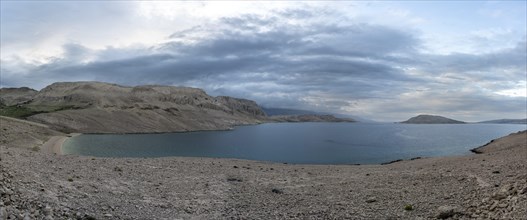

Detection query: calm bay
(63, 122), (526, 164)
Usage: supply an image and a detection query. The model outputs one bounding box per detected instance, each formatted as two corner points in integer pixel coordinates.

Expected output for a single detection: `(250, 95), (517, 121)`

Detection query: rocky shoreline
(1, 116), (526, 219)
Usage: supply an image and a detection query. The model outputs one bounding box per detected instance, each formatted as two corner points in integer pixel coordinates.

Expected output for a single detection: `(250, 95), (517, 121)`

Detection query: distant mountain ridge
(478, 119), (527, 124)
(269, 114), (355, 123)
(262, 107), (319, 116)
(263, 107), (370, 122)
(401, 114), (466, 124)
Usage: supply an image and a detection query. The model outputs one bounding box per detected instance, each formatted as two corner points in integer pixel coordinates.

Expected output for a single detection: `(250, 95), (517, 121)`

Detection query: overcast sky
(1, 1), (526, 121)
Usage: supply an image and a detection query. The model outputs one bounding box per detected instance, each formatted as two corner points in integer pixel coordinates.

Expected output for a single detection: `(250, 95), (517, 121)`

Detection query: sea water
(63, 123), (526, 164)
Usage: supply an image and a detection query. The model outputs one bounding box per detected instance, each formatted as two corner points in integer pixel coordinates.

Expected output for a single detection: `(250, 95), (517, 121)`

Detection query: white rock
(43, 206), (52, 216)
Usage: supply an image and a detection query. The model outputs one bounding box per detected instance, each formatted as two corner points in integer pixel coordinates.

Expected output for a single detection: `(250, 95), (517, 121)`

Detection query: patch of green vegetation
(28, 104), (82, 112)
(0, 104), (83, 119)
(31, 146), (40, 152)
(68, 177), (74, 182)
(0, 105), (45, 118)
(404, 204), (413, 211)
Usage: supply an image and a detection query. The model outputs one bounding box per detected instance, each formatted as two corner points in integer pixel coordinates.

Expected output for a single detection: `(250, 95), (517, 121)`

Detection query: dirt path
(0, 116), (49, 128)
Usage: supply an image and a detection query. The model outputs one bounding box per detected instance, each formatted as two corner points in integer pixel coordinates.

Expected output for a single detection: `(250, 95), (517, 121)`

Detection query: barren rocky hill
(401, 114), (466, 124)
(0, 87), (37, 106)
(2, 82), (268, 133)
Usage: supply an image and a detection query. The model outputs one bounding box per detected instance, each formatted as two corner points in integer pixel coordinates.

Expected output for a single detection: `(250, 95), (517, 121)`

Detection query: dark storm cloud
(421, 40), (526, 75)
(1, 9), (525, 121)
(11, 13), (418, 86)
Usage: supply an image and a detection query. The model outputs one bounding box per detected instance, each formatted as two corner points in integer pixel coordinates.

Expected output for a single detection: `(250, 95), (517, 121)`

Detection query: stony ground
(0, 118), (526, 219)
(0, 116), (63, 150)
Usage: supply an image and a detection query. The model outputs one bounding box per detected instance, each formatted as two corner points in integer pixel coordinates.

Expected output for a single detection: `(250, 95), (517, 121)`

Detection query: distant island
(0, 81), (353, 133)
(400, 114), (466, 124)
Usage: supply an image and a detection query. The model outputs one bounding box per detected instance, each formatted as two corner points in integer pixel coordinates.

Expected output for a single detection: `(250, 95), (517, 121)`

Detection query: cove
(62, 122), (526, 165)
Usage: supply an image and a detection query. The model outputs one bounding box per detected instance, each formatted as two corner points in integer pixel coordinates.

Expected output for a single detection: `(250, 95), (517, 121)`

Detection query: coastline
(51, 128), (522, 164)
(40, 133), (80, 155)
(1, 130), (525, 219)
(40, 136), (67, 154)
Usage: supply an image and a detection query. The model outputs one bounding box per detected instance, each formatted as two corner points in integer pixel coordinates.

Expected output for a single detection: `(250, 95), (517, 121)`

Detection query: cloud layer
(1, 2), (526, 121)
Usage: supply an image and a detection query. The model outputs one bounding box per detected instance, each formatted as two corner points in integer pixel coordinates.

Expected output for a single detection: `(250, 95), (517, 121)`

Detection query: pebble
(365, 197), (377, 203)
(43, 206), (52, 215)
(271, 188), (283, 194)
(520, 187), (527, 194)
(23, 212), (31, 220)
(437, 205), (457, 219)
(0, 207), (7, 220)
(492, 184), (514, 201)
(489, 201), (498, 211)
(104, 213), (113, 217)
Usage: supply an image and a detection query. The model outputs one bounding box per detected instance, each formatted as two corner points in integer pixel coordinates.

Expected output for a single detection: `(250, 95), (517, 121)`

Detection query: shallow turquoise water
(63, 123), (526, 164)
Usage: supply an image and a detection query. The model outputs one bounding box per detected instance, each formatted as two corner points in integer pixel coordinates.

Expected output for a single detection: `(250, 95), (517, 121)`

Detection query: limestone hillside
(0, 82), (267, 133)
(0, 87), (37, 106)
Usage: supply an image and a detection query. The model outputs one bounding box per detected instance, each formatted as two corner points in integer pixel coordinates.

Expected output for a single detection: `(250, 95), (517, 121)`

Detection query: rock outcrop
(401, 114), (465, 124)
